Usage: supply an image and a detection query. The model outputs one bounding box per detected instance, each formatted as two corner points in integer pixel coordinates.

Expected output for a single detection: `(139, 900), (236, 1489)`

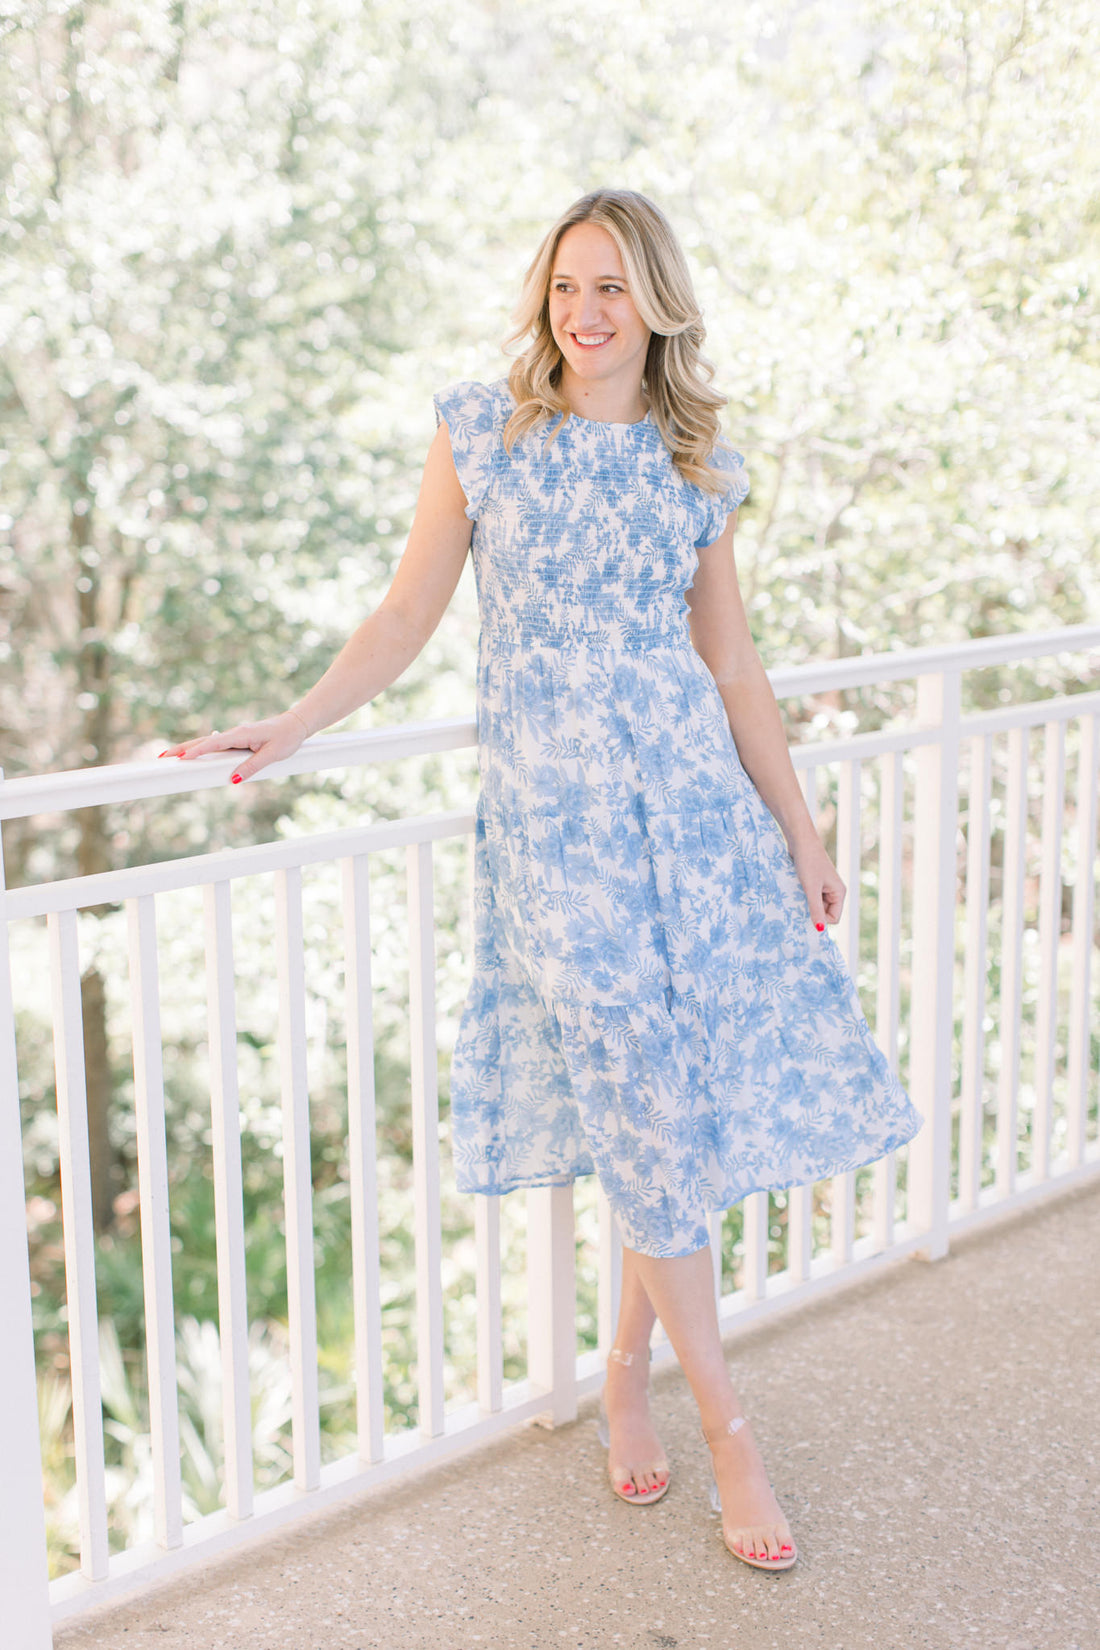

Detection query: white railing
(3, 625), (1099, 1645)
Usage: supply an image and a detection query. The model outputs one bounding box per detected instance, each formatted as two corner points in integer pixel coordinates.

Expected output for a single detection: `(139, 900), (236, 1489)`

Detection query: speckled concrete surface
(57, 1181), (1100, 1650)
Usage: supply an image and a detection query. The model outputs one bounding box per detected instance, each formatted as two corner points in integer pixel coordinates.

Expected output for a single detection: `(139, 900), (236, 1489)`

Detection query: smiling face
(547, 221), (652, 413)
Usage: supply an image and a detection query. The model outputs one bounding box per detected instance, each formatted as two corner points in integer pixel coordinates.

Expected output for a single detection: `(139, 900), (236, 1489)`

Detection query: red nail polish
(815, 922), (825, 932)
(231, 774), (242, 785)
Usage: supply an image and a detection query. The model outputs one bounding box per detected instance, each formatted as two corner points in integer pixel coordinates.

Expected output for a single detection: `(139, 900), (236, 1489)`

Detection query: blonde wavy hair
(503, 189), (732, 493)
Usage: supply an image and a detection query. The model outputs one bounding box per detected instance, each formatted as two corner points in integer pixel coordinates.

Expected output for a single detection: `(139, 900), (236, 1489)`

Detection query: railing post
(909, 671), (962, 1261)
(596, 1185), (622, 1358)
(0, 790), (53, 1649)
(526, 1184), (577, 1426)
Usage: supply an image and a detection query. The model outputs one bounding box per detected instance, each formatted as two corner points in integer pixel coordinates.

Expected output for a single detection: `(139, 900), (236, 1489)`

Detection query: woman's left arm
(685, 511), (846, 927)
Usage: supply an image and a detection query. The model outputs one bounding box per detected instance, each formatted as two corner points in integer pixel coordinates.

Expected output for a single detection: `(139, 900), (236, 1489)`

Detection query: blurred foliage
(2, 0), (1099, 1578)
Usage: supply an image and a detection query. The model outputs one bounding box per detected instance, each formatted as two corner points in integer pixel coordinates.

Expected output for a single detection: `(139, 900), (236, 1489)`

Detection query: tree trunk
(80, 964), (117, 1232)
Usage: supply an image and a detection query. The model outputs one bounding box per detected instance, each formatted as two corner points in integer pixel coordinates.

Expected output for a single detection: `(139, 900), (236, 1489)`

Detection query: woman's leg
(626, 1242), (794, 1561)
(602, 1244), (667, 1496)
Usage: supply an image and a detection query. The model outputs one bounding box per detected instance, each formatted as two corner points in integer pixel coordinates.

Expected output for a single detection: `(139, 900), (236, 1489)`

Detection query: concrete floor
(56, 1180), (1100, 1650)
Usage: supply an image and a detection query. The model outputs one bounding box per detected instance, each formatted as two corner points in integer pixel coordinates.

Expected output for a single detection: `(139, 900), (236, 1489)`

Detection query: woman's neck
(559, 366), (648, 425)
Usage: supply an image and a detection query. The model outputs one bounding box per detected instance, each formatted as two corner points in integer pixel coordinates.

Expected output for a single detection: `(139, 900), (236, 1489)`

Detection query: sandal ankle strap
(607, 1346), (652, 1367)
(701, 1415), (748, 1446)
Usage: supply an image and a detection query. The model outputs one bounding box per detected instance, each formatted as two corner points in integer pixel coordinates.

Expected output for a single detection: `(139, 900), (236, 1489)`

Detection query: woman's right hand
(159, 710), (311, 784)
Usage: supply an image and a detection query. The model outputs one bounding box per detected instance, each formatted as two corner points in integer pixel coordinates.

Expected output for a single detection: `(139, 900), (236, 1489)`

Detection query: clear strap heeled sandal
(701, 1415), (798, 1571)
(597, 1347), (670, 1506)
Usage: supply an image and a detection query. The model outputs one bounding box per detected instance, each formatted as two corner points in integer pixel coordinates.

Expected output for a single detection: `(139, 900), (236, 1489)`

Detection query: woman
(165, 189), (923, 1573)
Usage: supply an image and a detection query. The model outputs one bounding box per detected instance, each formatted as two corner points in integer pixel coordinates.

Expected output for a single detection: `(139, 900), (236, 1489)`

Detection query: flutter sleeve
(432, 379), (504, 521)
(693, 442), (750, 548)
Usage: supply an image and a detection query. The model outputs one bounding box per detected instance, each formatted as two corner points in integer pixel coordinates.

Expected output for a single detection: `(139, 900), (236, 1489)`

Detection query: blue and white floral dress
(434, 378), (923, 1259)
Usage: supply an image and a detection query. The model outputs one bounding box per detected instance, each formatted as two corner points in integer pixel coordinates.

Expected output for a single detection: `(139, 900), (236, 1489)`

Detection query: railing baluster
(787, 761), (818, 1281)
(909, 670), (962, 1260)
(48, 910), (109, 1578)
(831, 759), (861, 1264)
(742, 1191), (768, 1301)
(996, 728), (1028, 1196)
(1034, 722), (1066, 1182)
(526, 1184), (576, 1425)
(273, 867), (321, 1490)
(596, 1184), (623, 1359)
(1067, 713), (1099, 1166)
(202, 881), (253, 1520)
(475, 1194), (504, 1414)
(341, 854), (384, 1461)
(872, 751), (904, 1249)
(709, 1210), (724, 1303)
(126, 894), (183, 1548)
(407, 840), (445, 1437)
(0, 791), (51, 1646)
(959, 735), (993, 1211)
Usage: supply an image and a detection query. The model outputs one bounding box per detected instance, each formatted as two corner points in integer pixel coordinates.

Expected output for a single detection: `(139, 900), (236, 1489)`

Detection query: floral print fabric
(434, 378), (923, 1258)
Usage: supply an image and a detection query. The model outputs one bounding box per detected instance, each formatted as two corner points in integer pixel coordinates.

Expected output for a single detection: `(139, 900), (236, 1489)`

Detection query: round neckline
(568, 407), (652, 430)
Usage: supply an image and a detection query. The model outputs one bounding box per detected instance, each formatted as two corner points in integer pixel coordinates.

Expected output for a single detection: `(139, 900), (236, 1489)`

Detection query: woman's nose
(571, 290), (606, 330)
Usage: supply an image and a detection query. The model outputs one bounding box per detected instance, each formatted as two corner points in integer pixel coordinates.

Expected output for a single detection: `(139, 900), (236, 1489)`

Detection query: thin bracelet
(285, 706), (312, 739)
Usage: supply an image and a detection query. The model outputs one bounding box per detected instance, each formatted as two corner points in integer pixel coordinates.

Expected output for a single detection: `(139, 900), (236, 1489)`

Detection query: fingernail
(158, 751), (168, 758)
(815, 922), (825, 932)
(231, 774), (242, 785)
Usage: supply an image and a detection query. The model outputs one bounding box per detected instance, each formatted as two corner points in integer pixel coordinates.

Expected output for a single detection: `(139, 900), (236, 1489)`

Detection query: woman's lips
(571, 332), (613, 349)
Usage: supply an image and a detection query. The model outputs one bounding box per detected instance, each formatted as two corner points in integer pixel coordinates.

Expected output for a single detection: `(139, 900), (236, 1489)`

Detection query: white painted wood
(787, 763), (820, 1282)
(3, 630), (1099, 1631)
(872, 751), (904, 1250)
(48, 911), (109, 1577)
(7, 629), (1098, 826)
(596, 1185), (623, 1358)
(742, 1191), (768, 1301)
(709, 1209), (725, 1305)
(1033, 722), (1066, 1183)
(786, 1185), (813, 1282)
(407, 841), (445, 1439)
(874, 752), (904, 1071)
(7, 808), (476, 924)
(908, 670), (962, 1261)
(340, 855), (385, 1463)
(0, 793), (54, 1649)
(835, 757), (862, 968)
(126, 895), (184, 1549)
(40, 1148), (1100, 1630)
(830, 1174), (856, 1269)
(474, 1195), (503, 1414)
(1067, 714), (1099, 1166)
(959, 736), (993, 1213)
(273, 868), (321, 1490)
(526, 1185), (577, 1426)
(831, 757), (861, 1265)
(0, 718), (481, 821)
(996, 727), (1029, 1197)
(202, 882), (253, 1521)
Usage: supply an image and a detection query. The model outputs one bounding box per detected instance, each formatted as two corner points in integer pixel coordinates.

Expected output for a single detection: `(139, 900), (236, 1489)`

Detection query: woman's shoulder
(704, 436), (750, 504)
(707, 436), (747, 479)
(433, 376), (515, 433)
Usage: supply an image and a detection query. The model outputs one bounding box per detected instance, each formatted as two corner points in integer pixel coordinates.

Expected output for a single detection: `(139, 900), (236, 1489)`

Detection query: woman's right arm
(162, 421), (473, 783)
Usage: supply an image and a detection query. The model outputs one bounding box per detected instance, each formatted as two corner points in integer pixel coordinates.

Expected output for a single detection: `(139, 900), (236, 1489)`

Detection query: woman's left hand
(788, 834), (846, 929)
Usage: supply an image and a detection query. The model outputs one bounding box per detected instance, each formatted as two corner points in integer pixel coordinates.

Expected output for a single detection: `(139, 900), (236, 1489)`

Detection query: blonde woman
(166, 189), (922, 1572)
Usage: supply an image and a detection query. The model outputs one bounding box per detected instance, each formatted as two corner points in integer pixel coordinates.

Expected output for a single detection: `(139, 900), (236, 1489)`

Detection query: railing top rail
(2, 624), (1097, 824)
